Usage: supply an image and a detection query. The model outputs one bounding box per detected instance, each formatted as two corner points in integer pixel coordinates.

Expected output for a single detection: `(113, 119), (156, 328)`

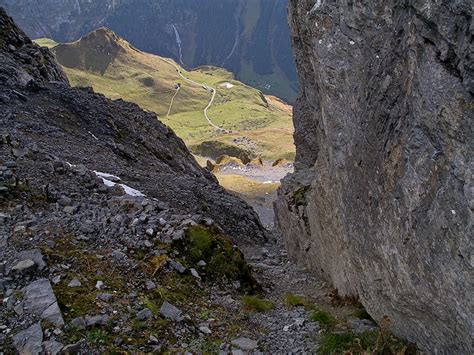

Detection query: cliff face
(276, 0), (473, 353)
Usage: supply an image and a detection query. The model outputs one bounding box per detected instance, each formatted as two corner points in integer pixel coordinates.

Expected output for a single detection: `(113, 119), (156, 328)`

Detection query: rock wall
(276, 0), (473, 353)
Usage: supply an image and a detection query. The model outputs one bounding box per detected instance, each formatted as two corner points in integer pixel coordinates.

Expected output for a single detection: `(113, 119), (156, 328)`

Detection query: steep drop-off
(0, 7), (266, 246)
(276, 0), (473, 353)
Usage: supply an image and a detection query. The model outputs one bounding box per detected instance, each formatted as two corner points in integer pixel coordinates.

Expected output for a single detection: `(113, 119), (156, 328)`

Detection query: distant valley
(1, 0), (298, 102)
(35, 29), (295, 165)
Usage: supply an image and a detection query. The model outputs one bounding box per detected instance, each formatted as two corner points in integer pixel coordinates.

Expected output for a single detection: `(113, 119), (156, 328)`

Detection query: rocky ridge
(276, 0), (473, 353)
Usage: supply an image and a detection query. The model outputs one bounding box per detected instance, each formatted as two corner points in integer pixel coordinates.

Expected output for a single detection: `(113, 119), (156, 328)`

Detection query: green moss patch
(175, 225), (259, 291)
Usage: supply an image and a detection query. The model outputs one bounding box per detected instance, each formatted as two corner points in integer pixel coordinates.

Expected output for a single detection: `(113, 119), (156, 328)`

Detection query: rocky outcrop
(276, 0), (473, 353)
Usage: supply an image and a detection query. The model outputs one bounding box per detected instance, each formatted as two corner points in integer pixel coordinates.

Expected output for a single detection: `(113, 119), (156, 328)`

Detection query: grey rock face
(159, 301), (182, 321)
(276, 1), (473, 353)
(22, 278), (64, 327)
(12, 323), (43, 355)
(231, 337), (258, 351)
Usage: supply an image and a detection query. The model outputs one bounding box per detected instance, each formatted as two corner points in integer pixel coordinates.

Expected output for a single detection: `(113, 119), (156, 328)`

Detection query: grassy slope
(34, 38), (58, 48)
(35, 32), (295, 161)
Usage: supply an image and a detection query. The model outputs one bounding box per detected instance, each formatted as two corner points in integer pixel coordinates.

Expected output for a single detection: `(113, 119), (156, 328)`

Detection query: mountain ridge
(39, 27), (296, 162)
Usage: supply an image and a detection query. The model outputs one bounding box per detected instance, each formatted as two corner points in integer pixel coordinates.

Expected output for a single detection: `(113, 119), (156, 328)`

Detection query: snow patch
(309, 0), (322, 14)
(94, 171), (145, 197)
(220, 82), (234, 89)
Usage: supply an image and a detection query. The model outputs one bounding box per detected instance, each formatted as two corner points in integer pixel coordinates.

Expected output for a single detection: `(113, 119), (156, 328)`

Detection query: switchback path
(161, 58), (225, 131)
(166, 85), (180, 117)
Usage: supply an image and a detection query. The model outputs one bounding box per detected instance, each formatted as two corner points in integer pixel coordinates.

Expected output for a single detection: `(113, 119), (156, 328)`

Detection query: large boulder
(276, 0), (473, 353)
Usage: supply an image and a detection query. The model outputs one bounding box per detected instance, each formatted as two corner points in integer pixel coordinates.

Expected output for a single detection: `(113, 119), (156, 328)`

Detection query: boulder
(21, 278), (64, 327)
(12, 323), (43, 355)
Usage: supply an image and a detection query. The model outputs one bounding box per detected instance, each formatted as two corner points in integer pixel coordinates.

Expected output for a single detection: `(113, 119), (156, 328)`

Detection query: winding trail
(166, 85), (180, 117)
(161, 57), (226, 131)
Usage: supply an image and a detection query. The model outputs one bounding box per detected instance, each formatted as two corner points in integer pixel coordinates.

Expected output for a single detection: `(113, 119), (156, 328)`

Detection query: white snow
(94, 171), (121, 182)
(94, 171), (145, 197)
(309, 0), (322, 14)
(220, 82), (235, 89)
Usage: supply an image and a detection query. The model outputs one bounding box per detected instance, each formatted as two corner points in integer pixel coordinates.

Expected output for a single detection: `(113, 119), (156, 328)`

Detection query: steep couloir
(275, 0), (473, 353)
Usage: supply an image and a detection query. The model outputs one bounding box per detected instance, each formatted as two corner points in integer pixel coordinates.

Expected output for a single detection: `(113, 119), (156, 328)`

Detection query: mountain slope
(0, 8), (266, 246)
(0, 0), (298, 102)
(1, 8), (272, 352)
(40, 28), (295, 162)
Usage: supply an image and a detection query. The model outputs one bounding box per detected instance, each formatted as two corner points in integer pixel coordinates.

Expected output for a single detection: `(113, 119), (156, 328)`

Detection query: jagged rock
(159, 301), (182, 321)
(12, 323), (43, 355)
(21, 278), (64, 327)
(136, 308), (153, 321)
(85, 315), (110, 327)
(42, 340), (64, 355)
(231, 337), (258, 351)
(276, 1), (473, 353)
(70, 317), (86, 330)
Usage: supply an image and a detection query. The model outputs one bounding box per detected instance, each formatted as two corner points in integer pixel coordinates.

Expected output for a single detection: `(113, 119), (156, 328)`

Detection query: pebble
(145, 280), (156, 290)
(68, 278), (81, 288)
(197, 260), (207, 267)
(190, 268), (201, 279)
(199, 326), (212, 334)
(231, 337), (258, 351)
(97, 293), (114, 302)
(137, 308), (153, 321)
(95, 280), (104, 289)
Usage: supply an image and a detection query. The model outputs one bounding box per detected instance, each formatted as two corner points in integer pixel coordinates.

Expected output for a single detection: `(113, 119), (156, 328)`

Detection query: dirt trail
(161, 57), (225, 131)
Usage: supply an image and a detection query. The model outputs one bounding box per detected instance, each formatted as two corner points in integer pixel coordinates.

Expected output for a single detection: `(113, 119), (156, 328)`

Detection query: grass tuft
(317, 330), (416, 355)
(310, 309), (337, 327)
(242, 295), (274, 312)
(283, 293), (306, 307)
